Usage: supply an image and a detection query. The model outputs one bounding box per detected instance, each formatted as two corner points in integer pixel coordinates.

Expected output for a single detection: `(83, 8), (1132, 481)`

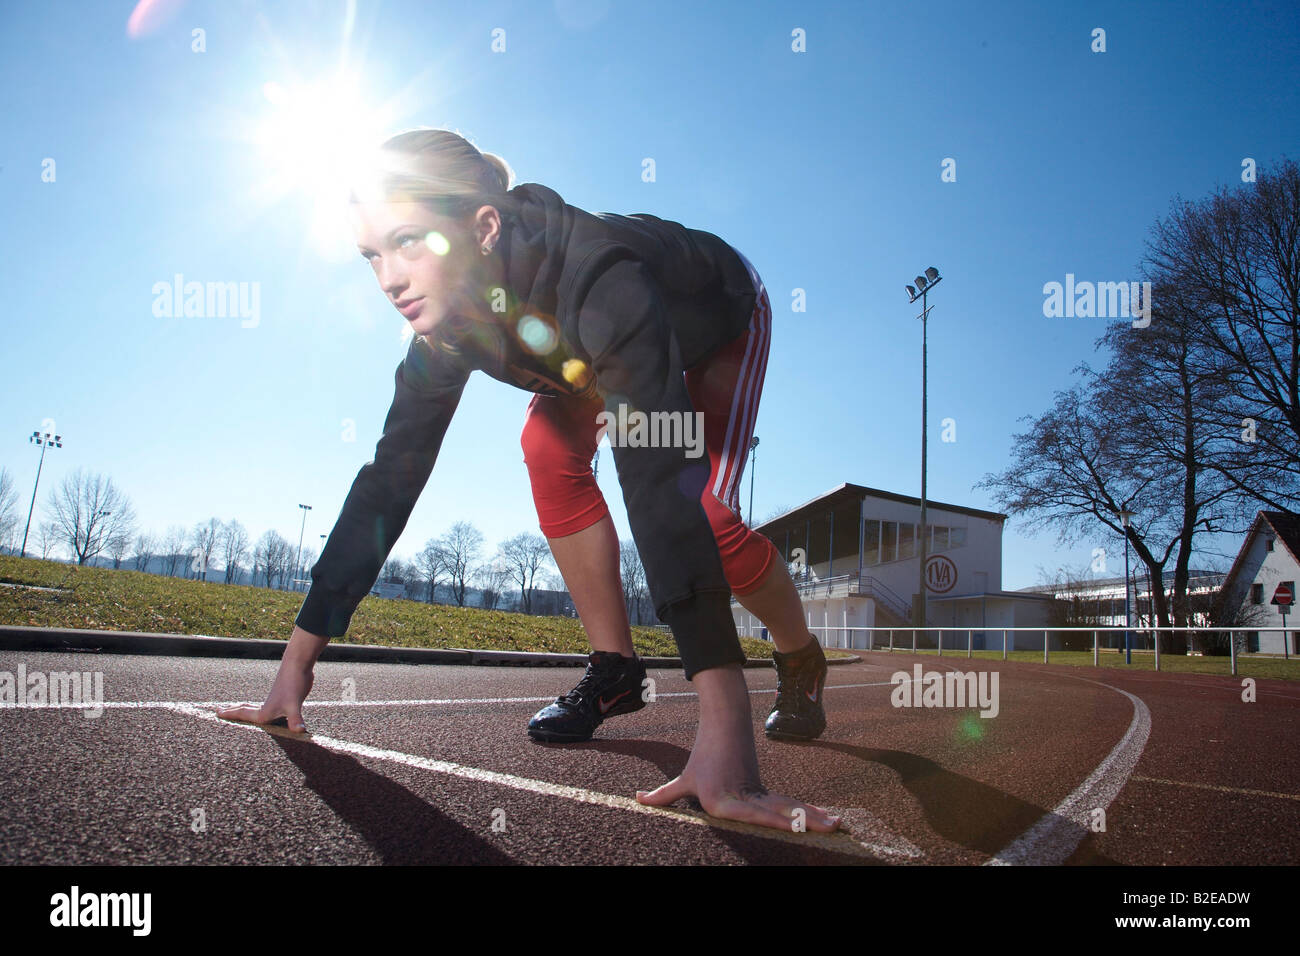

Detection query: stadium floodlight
(20, 429), (63, 558)
(904, 265), (944, 628)
(294, 503), (313, 592)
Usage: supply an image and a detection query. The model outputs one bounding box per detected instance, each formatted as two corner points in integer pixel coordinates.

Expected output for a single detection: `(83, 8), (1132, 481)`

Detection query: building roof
(755, 481), (1006, 532)
(1014, 570), (1227, 594)
(927, 590), (1056, 602)
(1220, 510), (1300, 594)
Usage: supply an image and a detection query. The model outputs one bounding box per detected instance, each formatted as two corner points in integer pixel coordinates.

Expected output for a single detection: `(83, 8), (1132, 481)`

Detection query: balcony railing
(732, 570), (912, 621)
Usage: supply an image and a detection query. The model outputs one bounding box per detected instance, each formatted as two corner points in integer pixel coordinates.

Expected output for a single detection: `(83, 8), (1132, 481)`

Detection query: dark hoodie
(295, 182), (759, 678)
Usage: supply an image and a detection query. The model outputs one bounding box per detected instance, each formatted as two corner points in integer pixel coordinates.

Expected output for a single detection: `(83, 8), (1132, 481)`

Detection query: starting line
(162, 701), (926, 862)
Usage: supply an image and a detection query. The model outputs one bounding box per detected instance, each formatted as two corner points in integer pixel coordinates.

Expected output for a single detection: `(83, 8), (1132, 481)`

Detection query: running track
(2, 648), (1297, 865)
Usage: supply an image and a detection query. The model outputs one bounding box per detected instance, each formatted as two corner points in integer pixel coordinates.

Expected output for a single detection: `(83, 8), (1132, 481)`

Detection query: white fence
(737, 624), (1294, 676)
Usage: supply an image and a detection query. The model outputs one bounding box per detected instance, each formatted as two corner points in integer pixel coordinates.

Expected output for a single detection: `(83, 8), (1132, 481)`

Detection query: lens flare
(562, 358), (593, 388)
(956, 714), (985, 742)
(518, 315), (558, 354)
(424, 231), (451, 256)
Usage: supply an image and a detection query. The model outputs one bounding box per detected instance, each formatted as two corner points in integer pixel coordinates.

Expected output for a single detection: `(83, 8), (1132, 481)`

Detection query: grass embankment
(0, 555), (856, 660)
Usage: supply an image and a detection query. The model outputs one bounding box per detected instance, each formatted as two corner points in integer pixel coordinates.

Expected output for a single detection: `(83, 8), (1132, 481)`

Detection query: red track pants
(520, 249), (778, 597)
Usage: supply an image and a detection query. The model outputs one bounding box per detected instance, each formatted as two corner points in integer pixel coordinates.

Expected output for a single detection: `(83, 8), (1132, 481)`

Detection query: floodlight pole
(748, 436), (759, 525)
(20, 430), (61, 559)
(906, 272), (942, 631)
(294, 503), (312, 592)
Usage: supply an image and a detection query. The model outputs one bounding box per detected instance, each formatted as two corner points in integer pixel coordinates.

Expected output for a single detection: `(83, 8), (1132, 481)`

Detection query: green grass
(0, 555), (856, 661)
(861, 645), (1300, 680)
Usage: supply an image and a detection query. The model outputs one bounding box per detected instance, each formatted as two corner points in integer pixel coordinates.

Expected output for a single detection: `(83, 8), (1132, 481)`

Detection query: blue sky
(2, 0), (1297, 589)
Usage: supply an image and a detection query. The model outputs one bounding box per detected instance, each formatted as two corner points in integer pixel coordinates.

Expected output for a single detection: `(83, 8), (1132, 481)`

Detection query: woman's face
(349, 198), (495, 338)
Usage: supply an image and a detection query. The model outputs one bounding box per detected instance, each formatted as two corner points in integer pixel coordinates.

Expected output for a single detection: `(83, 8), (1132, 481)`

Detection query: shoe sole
(526, 698), (647, 743)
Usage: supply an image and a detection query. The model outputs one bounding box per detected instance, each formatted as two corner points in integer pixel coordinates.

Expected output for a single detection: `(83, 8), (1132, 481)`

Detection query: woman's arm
(574, 256), (745, 680)
(295, 336), (470, 639)
(219, 337), (470, 729)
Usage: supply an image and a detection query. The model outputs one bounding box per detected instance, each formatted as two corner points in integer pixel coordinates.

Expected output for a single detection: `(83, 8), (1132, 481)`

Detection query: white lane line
(0, 680), (901, 712)
(160, 701), (924, 862)
(983, 677), (1151, 866)
(1128, 776), (1300, 802)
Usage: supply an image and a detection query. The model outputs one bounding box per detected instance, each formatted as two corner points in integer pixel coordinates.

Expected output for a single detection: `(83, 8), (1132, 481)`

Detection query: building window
(1251, 583), (1263, 604)
(1266, 537), (1274, 551)
(933, 526), (949, 551)
(882, 521), (896, 563)
(899, 522), (914, 560)
(863, 520), (880, 566)
(950, 527), (967, 548)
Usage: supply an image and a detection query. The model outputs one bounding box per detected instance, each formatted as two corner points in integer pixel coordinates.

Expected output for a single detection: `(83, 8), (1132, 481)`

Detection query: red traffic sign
(1272, 583), (1293, 607)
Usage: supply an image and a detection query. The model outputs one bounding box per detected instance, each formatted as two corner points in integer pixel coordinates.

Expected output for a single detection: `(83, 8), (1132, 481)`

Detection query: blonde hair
(350, 127), (515, 218)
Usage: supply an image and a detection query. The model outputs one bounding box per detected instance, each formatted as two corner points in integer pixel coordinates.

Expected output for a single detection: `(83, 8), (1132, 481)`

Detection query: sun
(253, 73), (396, 261)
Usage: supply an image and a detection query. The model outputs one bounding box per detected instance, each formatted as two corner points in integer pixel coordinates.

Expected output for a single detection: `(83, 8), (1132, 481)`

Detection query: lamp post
(20, 429), (62, 559)
(94, 510), (111, 560)
(747, 436), (759, 525)
(294, 503), (312, 592)
(1118, 506), (1135, 664)
(905, 267), (942, 631)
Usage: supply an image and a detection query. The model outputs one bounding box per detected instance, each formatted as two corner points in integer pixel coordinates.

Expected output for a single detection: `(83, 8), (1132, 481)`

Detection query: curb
(0, 625), (862, 669)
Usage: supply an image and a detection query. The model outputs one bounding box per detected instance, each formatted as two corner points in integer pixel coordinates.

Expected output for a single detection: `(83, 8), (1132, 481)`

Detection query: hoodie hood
(496, 182), (574, 329)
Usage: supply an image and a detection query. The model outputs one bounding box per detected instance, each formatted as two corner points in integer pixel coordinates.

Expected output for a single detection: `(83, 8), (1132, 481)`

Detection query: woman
(219, 128), (838, 833)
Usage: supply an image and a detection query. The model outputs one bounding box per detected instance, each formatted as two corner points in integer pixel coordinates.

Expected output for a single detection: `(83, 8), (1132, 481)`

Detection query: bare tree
(133, 532), (155, 572)
(439, 522), (484, 606)
(759, 504), (794, 525)
(1143, 156), (1300, 515)
(296, 546), (318, 591)
(1034, 562), (1110, 630)
(48, 468), (136, 566)
(188, 518), (220, 581)
(106, 528), (133, 569)
(500, 532), (552, 614)
(219, 520), (250, 584)
(1078, 280), (1239, 632)
(161, 525), (188, 577)
(0, 467), (20, 554)
(474, 559), (512, 610)
(416, 539), (448, 603)
(38, 521), (60, 560)
(620, 538), (648, 625)
(254, 530), (293, 589)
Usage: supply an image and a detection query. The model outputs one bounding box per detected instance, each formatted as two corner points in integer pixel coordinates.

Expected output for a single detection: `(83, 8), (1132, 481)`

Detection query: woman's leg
(544, 514), (634, 657)
(684, 276), (817, 655)
(521, 391), (633, 654)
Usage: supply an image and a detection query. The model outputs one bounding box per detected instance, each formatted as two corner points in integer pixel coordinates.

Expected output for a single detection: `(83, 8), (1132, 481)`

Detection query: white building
(733, 482), (1055, 650)
(1217, 511), (1299, 655)
(1014, 570), (1226, 651)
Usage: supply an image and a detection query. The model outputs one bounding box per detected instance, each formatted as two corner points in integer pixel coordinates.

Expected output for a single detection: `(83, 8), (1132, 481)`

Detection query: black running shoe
(764, 638), (828, 740)
(527, 651), (648, 743)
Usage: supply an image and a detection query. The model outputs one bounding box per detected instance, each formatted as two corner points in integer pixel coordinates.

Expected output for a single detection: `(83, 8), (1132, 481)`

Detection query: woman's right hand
(216, 625), (327, 732)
